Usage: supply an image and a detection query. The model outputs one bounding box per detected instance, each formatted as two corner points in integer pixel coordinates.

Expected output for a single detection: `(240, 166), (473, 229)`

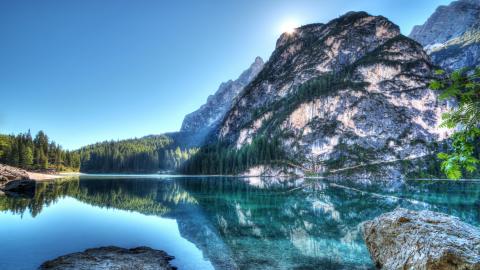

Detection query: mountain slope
(184, 12), (449, 179)
(409, 0), (480, 71)
(180, 57), (264, 136)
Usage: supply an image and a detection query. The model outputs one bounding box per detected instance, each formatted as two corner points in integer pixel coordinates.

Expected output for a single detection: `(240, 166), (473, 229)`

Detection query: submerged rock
(39, 246), (176, 270)
(1, 179), (35, 193)
(362, 208), (480, 270)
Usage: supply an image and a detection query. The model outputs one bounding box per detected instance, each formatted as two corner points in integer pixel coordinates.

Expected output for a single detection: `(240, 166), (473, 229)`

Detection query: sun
(280, 19), (299, 34)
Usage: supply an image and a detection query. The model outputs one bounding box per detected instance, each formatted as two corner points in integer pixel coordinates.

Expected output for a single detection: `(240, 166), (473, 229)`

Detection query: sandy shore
(27, 172), (81, 181)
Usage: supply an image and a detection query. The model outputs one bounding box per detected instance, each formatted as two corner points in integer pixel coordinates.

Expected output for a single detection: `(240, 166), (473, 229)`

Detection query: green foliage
(437, 128), (480, 179)
(430, 67), (480, 179)
(181, 136), (285, 175)
(0, 131), (80, 171)
(77, 136), (198, 173)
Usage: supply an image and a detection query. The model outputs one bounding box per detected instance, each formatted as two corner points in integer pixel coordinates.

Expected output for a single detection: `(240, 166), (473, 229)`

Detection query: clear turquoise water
(0, 176), (479, 270)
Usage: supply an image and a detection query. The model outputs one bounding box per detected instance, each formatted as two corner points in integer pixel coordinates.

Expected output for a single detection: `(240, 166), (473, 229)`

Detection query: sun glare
(280, 20), (299, 34)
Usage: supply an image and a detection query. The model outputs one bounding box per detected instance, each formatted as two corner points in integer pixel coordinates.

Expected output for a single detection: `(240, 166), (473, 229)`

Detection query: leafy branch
(429, 68), (480, 179)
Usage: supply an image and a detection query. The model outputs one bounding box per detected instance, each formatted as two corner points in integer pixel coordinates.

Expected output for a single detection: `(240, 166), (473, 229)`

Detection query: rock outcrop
(362, 208), (480, 270)
(240, 164), (304, 178)
(180, 57), (264, 137)
(0, 163), (35, 192)
(409, 0), (480, 71)
(39, 246), (176, 270)
(214, 12), (449, 179)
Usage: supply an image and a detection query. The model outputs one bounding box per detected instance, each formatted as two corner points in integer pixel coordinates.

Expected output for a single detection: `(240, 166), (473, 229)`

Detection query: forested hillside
(0, 130), (200, 174)
(76, 133), (198, 173)
(0, 131), (80, 171)
(181, 136), (284, 174)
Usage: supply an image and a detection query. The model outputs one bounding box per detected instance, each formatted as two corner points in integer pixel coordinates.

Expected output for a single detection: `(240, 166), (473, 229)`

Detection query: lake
(0, 175), (479, 269)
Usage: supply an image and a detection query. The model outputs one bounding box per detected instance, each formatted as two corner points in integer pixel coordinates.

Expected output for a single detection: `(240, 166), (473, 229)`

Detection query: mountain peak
(409, 0), (480, 47)
(212, 12), (445, 179)
(254, 56), (264, 64)
(275, 12), (399, 50)
(237, 57), (264, 84)
(180, 57), (264, 135)
(409, 0), (480, 70)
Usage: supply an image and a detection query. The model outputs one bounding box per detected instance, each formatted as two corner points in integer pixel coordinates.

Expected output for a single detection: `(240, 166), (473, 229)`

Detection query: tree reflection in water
(1, 176), (479, 270)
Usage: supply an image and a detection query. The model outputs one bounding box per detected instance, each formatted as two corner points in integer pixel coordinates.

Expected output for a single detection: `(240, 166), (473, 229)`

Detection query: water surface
(0, 176), (479, 269)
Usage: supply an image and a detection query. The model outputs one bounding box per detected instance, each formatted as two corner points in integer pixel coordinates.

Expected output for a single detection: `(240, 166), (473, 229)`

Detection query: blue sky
(0, 0), (453, 149)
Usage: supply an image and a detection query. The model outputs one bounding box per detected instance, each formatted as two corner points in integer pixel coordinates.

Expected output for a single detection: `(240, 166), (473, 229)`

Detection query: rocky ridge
(362, 208), (480, 270)
(409, 0), (480, 71)
(180, 57), (264, 137)
(215, 12), (449, 179)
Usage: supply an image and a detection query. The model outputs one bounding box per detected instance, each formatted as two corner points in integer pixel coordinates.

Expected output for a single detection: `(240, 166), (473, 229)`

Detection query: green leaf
(447, 169), (462, 180)
(434, 69), (445, 75)
(429, 80), (442, 90)
(437, 152), (449, 160)
(430, 67), (480, 179)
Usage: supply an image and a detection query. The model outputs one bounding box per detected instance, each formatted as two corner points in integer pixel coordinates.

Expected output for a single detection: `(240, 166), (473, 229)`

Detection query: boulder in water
(39, 246), (176, 270)
(362, 208), (480, 270)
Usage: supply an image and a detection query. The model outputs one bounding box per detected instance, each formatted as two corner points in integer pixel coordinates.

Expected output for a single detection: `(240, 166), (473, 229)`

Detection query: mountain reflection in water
(1, 176), (479, 270)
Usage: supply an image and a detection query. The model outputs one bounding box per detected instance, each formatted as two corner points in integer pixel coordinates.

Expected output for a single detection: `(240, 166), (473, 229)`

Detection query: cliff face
(180, 57), (264, 136)
(215, 12), (449, 179)
(409, 0), (480, 71)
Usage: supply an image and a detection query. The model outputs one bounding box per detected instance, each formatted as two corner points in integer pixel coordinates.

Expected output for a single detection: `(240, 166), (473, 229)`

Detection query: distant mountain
(180, 57), (264, 136)
(409, 0), (480, 71)
(183, 12), (450, 179)
(75, 58), (266, 173)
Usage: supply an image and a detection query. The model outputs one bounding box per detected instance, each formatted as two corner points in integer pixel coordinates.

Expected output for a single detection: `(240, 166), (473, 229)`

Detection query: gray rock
(0, 163), (34, 192)
(216, 12), (448, 180)
(39, 246), (176, 270)
(180, 56), (264, 137)
(409, 0), (480, 71)
(0, 163), (30, 181)
(362, 208), (480, 270)
(410, 0), (479, 46)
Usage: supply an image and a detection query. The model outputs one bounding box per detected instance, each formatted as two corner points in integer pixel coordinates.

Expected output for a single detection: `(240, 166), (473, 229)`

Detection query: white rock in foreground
(362, 208), (480, 270)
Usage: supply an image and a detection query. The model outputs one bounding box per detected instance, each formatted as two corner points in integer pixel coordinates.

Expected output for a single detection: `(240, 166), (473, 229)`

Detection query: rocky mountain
(180, 57), (264, 136)
(204, 12), (450, 179)
(409, 0), (480, 71)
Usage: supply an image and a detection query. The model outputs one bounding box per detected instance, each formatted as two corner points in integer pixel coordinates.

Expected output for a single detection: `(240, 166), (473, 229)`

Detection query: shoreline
(27, 171), (81, 181)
